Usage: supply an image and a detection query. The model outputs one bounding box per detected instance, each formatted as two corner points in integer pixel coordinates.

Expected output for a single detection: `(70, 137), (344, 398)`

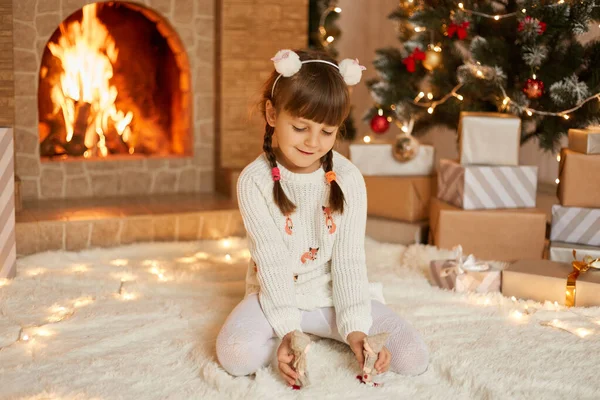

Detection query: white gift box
(0, 127), (16, 280)
(349, 143), (434, 176)
(458, 112), (521, 166)
(549, 241), (600, 263)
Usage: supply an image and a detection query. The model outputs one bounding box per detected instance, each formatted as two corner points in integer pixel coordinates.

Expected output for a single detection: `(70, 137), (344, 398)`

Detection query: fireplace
(38, 2), (191, 160)
(10, 0), (215, 200)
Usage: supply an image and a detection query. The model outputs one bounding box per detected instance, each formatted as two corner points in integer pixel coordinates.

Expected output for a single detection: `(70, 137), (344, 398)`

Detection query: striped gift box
(0, 127), (16, 280)
(437, 159), (538, 210)
(549, 241), (600, 263)
(550, 205), (600, 246)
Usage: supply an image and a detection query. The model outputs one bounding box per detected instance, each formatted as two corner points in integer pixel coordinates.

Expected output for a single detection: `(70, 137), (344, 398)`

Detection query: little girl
(216, 49), (428, 385)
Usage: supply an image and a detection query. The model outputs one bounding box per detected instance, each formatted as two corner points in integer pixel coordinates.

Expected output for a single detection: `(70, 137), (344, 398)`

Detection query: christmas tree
(309, 0), (357, 141)
(366, 0), (600, 151)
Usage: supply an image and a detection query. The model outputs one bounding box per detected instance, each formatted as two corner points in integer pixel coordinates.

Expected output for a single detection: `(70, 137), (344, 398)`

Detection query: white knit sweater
(237, 151), (382, 342)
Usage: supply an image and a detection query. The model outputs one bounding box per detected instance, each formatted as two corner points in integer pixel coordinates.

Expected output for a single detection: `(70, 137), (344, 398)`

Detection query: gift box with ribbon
(549, 241), (600, 263)
(430, 245), (503, 293)
(502, 251), (600, 307)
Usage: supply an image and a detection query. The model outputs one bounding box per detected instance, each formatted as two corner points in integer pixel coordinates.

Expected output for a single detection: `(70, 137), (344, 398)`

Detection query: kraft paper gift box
(437, 159), (537, 210)
(502, 258), (600, 307)
(430, 246), (503, 293)
(429, 198), (546, 262)
(458, 112), (521, 166)
(550, 205), (600, 246)
(366, 217), (428, 245)
(557, 148), (600, 208)
(568, 128), (600, 155)
(349, 143), (435, 176)
(550, 241), (600, 263)
(0, 127), (16, 280)
(364, 176), (435, 222)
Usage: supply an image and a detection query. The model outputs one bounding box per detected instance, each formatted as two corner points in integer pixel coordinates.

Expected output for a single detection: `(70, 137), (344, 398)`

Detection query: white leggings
(216, 295), (428, 377)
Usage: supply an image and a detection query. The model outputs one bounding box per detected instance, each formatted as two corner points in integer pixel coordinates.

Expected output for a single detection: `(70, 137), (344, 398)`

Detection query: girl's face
(266, 100), (338, 173)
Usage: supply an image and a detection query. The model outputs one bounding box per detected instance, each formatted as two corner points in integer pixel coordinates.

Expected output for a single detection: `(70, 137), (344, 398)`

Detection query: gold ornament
(392, 133), (420, 162)
(422, 49), (441, 71)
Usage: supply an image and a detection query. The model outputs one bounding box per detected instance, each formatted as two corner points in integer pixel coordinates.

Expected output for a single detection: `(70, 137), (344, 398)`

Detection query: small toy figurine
(290, 330), (311, 389)
(356, 332), (390, 387)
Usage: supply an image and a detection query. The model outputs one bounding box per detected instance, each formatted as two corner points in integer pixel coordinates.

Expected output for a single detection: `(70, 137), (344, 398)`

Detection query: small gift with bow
(430, 245), (502, 293)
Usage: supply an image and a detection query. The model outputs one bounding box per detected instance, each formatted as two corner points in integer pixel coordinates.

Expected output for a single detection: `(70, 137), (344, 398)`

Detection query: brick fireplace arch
(38, 2), (192, 160)
(13, 0), (215, 200)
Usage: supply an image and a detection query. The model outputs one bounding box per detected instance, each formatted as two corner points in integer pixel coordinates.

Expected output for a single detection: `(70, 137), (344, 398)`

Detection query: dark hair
(261, 49), (350, 215)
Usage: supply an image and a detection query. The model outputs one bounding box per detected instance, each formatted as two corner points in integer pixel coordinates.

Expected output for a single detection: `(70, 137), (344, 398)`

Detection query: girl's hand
(347, 331), (367, 369)
(277, 332), (298, 386)
(375, 346), (391, 374)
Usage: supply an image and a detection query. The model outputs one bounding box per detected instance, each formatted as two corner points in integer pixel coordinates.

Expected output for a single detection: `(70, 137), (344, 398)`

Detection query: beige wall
(219, 0), (308, 171)
(336, 1), (600, 184)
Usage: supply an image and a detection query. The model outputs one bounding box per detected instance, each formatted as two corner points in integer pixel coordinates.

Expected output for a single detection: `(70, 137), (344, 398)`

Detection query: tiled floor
(15, 193), (245, 256)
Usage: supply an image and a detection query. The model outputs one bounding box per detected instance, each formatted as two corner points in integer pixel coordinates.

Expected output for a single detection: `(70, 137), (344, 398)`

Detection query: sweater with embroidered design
(237, 151), (374, 342)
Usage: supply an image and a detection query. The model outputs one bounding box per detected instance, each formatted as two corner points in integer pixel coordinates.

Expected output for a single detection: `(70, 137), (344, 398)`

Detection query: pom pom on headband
(270, 50), (366, 97)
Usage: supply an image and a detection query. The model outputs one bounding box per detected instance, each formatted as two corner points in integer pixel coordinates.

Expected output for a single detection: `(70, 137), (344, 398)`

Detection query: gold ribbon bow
(565, 250), (600, 307)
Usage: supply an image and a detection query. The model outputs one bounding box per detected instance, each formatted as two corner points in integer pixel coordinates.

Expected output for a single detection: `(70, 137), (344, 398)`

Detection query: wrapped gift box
(437, 159), (537, 210)
(366, 217), (428, 245)
(430, 247), (504, 293)
(364, 175), (435, 222)
(429, 198), (546, 261)
(568, 128), (600, 155)
(349, 143), (435, 176)
(550, 241), (600, 263)
(557, 148), (600, 208)
(0, 127), (16, 280)
(550, 205), (600, 246)
(458, 112), (521, 166)
(502, 259), (600, 307)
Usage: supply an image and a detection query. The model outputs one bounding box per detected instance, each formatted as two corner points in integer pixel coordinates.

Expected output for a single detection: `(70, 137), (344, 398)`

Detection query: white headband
(270, 49), (366, 98)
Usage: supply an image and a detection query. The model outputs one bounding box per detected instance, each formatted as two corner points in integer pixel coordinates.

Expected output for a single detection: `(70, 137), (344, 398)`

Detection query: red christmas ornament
(402, 48), (426, 73)
(370, 114), (390, 134)
(523, 78), (544, 99)
(447, 21), (470, 40)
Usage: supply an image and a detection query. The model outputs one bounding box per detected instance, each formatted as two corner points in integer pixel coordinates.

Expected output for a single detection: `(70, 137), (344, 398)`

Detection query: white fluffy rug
(1, 237), (600, 400)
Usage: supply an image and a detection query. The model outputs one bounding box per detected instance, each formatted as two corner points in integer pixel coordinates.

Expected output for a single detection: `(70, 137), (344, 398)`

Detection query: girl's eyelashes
(292, 125), (307, 132)
(292, 125), (336, 135)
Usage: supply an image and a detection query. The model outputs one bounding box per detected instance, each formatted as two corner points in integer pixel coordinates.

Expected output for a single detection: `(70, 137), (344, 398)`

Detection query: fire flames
(47, 3), (134, 157)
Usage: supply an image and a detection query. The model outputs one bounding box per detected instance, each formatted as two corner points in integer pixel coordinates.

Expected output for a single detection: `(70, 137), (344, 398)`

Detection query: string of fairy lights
(1, 237), (599, 349)
(318, 1), (343, 48)
(0, 238), (246, 351)
(367, 1), (600, 143)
